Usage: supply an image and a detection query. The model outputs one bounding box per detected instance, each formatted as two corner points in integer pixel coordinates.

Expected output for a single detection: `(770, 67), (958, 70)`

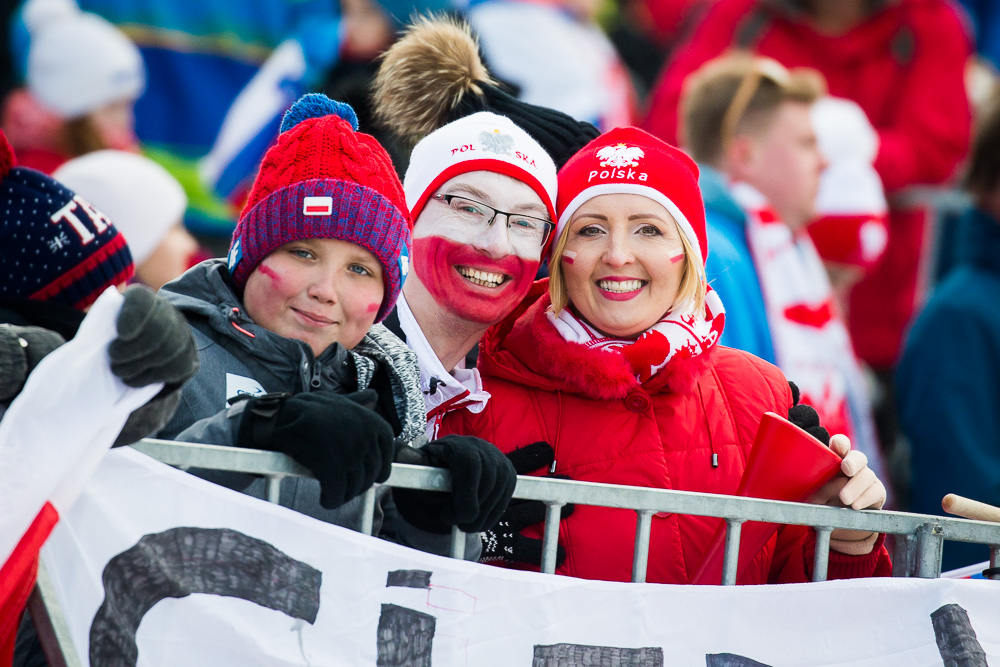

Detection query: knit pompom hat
(0, 129), (134, 310)
(228, 94), (411, 322)
(373, 15), (598, 170)
(556, 127), (708, 266)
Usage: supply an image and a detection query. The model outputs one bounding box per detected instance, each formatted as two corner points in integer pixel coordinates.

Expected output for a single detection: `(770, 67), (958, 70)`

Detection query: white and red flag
(0, 288), (161, 663)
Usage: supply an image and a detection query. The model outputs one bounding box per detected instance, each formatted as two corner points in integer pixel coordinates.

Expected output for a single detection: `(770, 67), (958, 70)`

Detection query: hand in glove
(480, 441), (575, 567)
(108, 285), (199, 388)
(393, 435), (517, 534)
(0, 325), (66, 401)
(808, 434), (887, 555)
(787, 381), (830, 445)
(238, 389), (395, 510)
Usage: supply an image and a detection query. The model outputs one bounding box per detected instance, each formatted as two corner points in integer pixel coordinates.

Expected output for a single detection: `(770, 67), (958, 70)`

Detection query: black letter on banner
(377, 604), (435, 666)
(89, 527), (322, 667)
(387, 570), (432, 589)
(532, 644), (663, 666)
(931, 603), (988, 666)
(706, 654), (774, 666)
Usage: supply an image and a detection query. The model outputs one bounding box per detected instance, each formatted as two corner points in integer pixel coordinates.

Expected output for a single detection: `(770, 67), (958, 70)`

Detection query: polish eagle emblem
(597, 144), (644, 168)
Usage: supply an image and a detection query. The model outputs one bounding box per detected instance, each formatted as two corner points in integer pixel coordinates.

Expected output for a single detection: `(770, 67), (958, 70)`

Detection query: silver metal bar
(129, 440), (1000, 560)
(265, 475), (283, 503)
(30, 562), (83, 667)
(892, 534), (916, 578)
(721, 519), (743, 586)
(915, 523), (945, 578)
(540, 502), (565, 574)
(359, 486), (377, 536)
(450, 526), (467, 560)
(813, 528), (832, 582)
(631, 510), (655, 583)
(988, 546), (1000, 581)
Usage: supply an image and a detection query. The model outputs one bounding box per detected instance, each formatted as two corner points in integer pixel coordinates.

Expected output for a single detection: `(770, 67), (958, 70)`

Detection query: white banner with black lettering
(42, 449), (999, 666)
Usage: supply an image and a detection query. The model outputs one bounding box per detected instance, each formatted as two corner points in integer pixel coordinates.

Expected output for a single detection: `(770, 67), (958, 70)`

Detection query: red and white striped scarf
(546, 286), (726, 384)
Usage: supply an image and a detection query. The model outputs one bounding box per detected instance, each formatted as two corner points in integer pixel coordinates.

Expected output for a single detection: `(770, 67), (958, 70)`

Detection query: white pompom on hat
(809, 97), (888, 269)
(403, 111), (558, 225)
(26, 8), (145, 119)
(54, 150), (187, 266)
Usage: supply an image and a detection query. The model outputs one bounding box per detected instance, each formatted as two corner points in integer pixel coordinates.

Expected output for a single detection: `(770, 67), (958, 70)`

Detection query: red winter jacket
(441, 286), (892, 584)
(643, 0), (972, 367)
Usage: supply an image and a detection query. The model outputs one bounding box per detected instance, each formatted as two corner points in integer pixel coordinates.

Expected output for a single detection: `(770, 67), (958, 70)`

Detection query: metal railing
(129, 439), (1000, 583)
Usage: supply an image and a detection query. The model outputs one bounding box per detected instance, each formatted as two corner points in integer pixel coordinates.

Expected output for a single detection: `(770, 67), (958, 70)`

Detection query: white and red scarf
(546, 286), (726, 384)
(732, 183), (882, 467)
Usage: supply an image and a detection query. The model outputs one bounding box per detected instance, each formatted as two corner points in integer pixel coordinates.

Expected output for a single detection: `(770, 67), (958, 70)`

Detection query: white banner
(43, 449), (999, 666)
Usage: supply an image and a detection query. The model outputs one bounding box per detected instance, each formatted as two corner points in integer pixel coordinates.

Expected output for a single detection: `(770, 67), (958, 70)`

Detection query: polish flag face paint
(669, 248), (685, 264)
(562, 249), (577, 265)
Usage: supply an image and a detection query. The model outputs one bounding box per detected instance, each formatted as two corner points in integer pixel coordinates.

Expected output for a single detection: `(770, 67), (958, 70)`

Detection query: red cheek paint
(366, 302), (380, 314)
(257, 263), (282, 287)
(669, 249), (685, 264)
(413, 235), (539, 325)
(561, 249), (576, 265)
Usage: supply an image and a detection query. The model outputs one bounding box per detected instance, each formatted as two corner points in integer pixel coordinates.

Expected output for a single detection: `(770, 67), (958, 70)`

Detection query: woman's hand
(808, 434), (886, 555)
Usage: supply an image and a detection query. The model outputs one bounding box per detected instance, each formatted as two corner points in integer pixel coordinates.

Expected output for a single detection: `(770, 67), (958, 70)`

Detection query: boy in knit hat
(157, 94), (515, 558)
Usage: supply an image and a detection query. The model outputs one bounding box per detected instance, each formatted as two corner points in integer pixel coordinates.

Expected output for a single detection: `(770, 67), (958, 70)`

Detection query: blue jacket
(897, 207), (1000, 570)
(700, 166), (776, 365)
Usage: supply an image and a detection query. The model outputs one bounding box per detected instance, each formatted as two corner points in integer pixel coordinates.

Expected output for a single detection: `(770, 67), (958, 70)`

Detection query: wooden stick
(942, 494), (1000, 523)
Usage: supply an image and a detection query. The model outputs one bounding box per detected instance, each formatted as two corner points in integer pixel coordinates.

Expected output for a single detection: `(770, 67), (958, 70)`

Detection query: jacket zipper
(310, 361), (322, 389)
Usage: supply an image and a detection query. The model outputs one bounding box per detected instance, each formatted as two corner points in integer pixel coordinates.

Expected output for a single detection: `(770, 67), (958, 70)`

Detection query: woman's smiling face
(560, 193), (687, 337)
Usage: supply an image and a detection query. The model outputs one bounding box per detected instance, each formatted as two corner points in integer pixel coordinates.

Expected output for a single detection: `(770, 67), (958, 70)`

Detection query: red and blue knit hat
(228, 94), (412, 323)
(0, 130), (133, 311)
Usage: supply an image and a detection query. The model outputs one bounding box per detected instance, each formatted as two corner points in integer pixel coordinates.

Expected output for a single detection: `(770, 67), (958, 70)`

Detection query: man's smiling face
(409, 170), (548, 325)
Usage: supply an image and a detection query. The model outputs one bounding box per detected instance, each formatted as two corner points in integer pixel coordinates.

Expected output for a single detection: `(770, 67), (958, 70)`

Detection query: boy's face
(243, 238), (384, 356)
(406, 170), (548, 326)
(738, 101), (824, 230)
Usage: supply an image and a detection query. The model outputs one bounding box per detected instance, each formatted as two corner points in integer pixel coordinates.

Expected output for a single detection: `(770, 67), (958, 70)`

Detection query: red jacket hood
(478, 279), (714, 400)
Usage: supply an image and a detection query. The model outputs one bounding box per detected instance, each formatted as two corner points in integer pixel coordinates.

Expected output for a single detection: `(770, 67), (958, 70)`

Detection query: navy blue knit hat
(229, 94), (411, 323)
(0, 130), (134, 310)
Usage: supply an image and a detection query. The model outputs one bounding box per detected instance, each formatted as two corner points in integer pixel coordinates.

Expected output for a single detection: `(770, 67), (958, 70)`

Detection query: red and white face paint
(411, 171), (548, 325)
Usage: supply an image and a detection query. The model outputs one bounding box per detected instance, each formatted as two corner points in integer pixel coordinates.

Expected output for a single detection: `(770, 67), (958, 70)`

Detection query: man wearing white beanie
(1, 0), (145, 173)
(55, 150), (200, 290)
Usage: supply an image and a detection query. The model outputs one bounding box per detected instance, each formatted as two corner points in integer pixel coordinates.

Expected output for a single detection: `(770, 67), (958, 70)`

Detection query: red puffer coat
(440, 286), (891, 584)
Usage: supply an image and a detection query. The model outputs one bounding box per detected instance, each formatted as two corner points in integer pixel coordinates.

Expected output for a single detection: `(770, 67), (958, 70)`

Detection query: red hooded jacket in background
(643, 0), (972, 368)
(440, 283), (892, 584)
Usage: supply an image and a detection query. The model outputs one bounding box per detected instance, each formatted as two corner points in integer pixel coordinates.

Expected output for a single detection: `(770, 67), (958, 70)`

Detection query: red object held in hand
(690, 412), (843, 585)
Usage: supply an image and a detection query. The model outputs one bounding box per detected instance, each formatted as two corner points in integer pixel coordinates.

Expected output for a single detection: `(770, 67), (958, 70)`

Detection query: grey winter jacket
(158, 259), (479, 559)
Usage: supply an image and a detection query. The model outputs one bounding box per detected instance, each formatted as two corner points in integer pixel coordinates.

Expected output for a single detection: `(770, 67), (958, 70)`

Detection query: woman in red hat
(440, 127), (891, 584)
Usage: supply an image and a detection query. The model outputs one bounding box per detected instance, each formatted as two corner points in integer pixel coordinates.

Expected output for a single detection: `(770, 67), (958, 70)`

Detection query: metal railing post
(540, 502), (566, 574)
(631, 510), (655, 583)
(29, 562), (83, 667)
(988, 546), (1000, 581)
(812, 528), (833, 582)
(450, 526), (467, 560)
(265, 475), (284, 504)
(892, 534), (916, 578)
(915, 523), (945, 578)
(359, 486), (377, 536)
(721, 520), (743, 586)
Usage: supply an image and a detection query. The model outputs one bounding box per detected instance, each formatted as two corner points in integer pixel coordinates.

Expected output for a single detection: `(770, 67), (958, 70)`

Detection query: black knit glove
(0, 325), (66, 401)
(787, 381), (830, 445)
(480, 441), (574, 567)
(392, 435), (517, 534)
(108, 285), (199, 388)
(237, 389), (396, 510)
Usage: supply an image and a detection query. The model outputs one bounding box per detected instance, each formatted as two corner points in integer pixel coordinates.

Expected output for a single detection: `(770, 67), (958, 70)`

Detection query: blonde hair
(548, 216), (707, 321)
(680, 53), (826, 166)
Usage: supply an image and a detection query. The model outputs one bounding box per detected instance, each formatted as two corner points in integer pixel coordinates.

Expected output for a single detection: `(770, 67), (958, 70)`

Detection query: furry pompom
(280, 94), (359, 134)
(373, 15), (493, 145)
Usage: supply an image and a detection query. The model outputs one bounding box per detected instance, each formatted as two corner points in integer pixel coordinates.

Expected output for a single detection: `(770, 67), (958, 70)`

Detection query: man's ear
(723, 133), (758, 183)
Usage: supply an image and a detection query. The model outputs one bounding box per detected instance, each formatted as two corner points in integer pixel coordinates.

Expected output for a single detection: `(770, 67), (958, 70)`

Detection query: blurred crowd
(3, 0), (1000, 658)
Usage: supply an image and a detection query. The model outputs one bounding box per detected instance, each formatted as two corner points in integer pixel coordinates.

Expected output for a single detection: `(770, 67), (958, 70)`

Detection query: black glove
(480, 441), (575, 567)
(108, 285), (199, 388)
(392, 435), (517, 534)
(237, 389), (396, 510)
(0, 325), (66, 401)
(787, 381), (830, 445)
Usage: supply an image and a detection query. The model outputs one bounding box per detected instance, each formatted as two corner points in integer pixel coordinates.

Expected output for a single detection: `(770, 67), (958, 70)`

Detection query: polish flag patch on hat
(303, 196), (333, 216)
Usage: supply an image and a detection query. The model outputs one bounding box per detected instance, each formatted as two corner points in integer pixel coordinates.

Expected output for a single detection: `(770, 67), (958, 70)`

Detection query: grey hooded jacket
(158, 259), (479, 559)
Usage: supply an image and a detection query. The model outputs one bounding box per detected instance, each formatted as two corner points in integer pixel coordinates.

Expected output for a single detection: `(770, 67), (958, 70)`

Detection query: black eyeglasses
(432, 193), (554, 248)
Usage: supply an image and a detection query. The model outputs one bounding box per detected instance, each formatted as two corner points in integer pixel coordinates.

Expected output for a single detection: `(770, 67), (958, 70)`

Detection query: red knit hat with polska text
(555, 127), (708, 266)
(228, 94), (411, 323)
(0, 129), (134, 311)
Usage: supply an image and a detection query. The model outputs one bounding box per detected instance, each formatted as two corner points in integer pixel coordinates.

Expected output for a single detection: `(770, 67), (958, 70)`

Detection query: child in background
(157, 94), (515, 559)
(54, 150), (204, 290)
(1, 2), (144, 173)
